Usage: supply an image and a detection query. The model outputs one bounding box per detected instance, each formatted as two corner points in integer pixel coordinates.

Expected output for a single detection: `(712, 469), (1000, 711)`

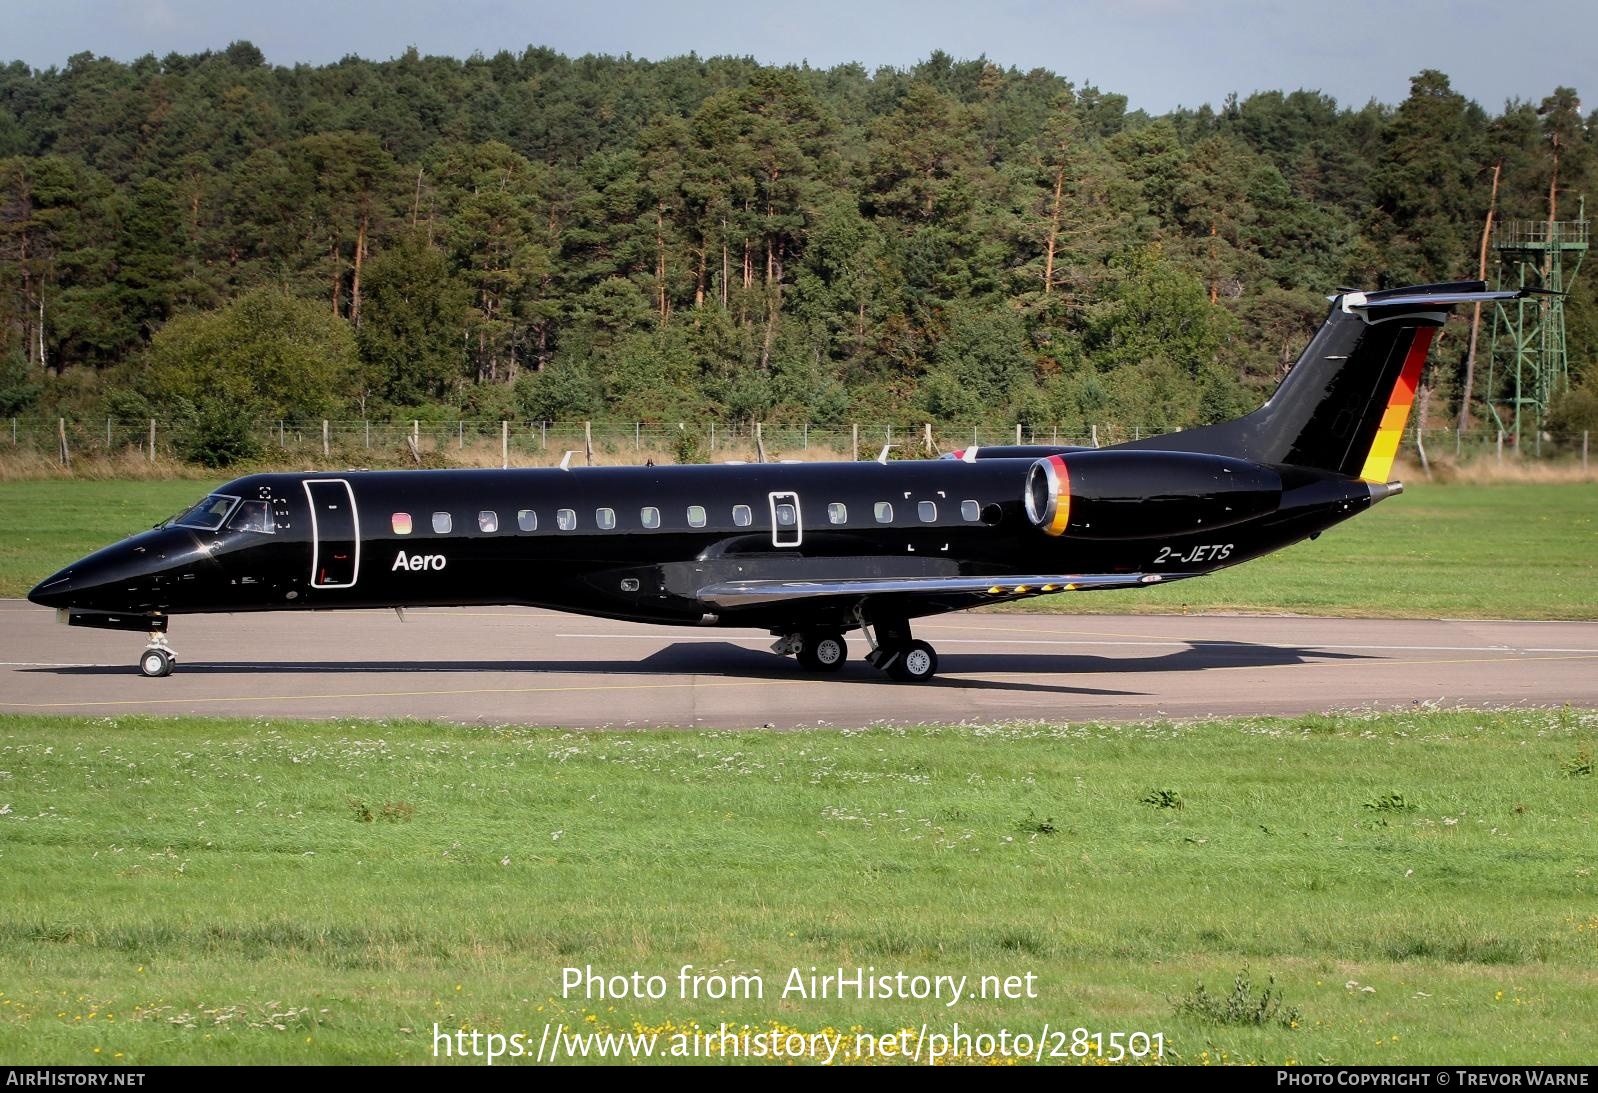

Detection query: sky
(7, 0), (1593, 115)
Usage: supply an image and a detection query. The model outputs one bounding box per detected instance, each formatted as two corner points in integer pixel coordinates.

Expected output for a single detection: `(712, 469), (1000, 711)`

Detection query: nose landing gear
(138, 630), (177, 677)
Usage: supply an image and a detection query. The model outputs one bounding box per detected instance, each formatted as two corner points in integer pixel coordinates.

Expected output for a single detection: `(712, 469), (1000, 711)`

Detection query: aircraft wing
(696, 571), (1199, 609)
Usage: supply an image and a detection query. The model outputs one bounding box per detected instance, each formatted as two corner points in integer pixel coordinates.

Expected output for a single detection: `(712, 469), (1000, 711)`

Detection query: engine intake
(1025, 451), (1282, 540)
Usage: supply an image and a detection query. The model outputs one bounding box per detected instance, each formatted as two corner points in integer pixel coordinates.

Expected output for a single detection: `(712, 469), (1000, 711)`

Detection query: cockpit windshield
(167, 494), (239, 531)
(227, 499), (274, 534)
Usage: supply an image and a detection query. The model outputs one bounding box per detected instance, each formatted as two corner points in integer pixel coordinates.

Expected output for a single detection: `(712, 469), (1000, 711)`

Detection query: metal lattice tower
(1485, 198), (1587, 454)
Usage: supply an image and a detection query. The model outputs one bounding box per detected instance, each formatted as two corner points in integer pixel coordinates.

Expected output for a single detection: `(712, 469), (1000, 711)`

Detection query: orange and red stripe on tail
(1357, 326), (1433, 483)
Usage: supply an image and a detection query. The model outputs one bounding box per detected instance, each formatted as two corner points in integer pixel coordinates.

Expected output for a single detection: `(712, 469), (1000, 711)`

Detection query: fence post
(710, 422), (716, 454)
(1091, 424), (1099, 448)
(106, 416), (111, 452)
(584, 420), (593, 466)
(924, 422), (933, 455)
(501, 421), (509, 469)
(148, 418), (156, 462)
(322, 419), (330, 458)
(364, 419), (370, 449)
(412, 420), (419, 453)
(755, 422), (766, 464)
(1015, 423), (1022, 444)
(279, 420), (284, 447)
(540, 421), (547, 451)
(851, 423), (858, 460)
(11, 417), (16, 444)
(803, 423), (809, 450)
(1496, 429), (1504, 464)
(635, 422), (641, 450)
(1584, 430), (1590, 474)
(57, 417), (69, 468)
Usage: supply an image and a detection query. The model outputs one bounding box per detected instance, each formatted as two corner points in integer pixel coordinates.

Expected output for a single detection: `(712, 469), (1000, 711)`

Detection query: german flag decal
(1045, 456), (1071, 536)
(1358, 326), (1433, 483)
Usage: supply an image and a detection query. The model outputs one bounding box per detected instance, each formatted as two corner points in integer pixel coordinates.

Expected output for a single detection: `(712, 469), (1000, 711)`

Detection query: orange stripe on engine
(1358, 327), (1434, 483)
(1047, 455), (1071, 536)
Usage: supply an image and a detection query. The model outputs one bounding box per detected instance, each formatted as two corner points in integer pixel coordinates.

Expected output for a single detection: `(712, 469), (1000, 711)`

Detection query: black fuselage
(29, 454), (1376, 635)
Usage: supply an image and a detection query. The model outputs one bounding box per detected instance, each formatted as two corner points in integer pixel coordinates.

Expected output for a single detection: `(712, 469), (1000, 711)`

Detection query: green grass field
(1, 479), (1593, 618)
(1, 710), (1594, 1065)
(0, 479), (220, 601)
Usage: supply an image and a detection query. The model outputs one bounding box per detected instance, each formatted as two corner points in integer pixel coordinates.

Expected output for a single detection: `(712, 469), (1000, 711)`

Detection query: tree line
(0, 43), (1593, 464)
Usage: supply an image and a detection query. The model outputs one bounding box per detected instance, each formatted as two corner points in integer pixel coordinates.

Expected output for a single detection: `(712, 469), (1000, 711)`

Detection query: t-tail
(1119, 281), (1522, 481)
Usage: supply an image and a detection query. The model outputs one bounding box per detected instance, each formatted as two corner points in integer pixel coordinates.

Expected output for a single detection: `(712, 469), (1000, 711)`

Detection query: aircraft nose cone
(28, 538), (160, 611)
(28, 567), (79, 609)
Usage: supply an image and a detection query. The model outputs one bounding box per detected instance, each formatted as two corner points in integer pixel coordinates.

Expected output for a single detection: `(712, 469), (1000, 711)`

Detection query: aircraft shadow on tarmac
(28, 639), (1373, 698)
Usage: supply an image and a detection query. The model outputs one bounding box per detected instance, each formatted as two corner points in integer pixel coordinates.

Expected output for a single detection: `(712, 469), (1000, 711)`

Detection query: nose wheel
(138, 634), (177, 677)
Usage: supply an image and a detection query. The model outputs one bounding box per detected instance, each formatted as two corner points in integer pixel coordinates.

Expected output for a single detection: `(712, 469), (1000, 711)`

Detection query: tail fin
(1120, 281), (1520, 480)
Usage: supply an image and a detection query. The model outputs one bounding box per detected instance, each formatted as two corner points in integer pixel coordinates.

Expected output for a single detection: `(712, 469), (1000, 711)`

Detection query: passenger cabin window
(392, 512), (413, 535)
(733, 504), (752, 527)
(229, 499), (275, 534)
(169, 494), (238, 531)
(517, 509), (537, 532)
(874, 501), (894, 524)
(432, 512), (452, 534)
(918, 501), (937, 523)
(828, 502), (847, 525)
(479, 511), (499, 533)
(775, 503), (797, 526)
(641, 507), (660, 529)
(596, 507), (616, 530)
(961, 499), (981, 521)
(687, 505), (707, 528)
(557, 509), (577, 531)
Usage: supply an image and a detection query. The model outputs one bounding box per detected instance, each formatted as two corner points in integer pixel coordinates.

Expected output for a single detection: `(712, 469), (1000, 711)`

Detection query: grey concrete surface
(2, 600), (1595, 728)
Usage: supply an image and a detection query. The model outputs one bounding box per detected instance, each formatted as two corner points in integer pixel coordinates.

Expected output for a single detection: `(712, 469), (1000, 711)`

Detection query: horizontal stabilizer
(1339, 289), (1522, 313)
(698, 571), (1199, 609)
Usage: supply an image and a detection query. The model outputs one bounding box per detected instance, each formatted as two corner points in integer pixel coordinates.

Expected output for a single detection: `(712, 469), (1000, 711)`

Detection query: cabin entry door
(304, 479), (360, 589)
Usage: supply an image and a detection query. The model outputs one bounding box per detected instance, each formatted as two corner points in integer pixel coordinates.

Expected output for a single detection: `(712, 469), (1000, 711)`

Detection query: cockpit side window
(169, 494), (239, 531)
(227, 499), (275, 535)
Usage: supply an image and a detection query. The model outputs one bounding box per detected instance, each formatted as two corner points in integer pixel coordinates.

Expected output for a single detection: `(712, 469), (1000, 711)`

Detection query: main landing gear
(771, 630), (849, 673)
(772, 614), (940, 683)
(138, 629), (177, 677)
(860, 615), (939, 683)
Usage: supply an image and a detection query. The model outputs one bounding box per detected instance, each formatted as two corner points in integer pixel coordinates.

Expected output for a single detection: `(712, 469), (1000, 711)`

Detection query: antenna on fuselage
(876, 444), (892, 464)
(559, 451), (579, 471)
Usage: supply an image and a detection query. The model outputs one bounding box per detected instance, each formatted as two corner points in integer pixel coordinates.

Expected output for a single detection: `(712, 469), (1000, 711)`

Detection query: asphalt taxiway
(2, 600), (1594, 727)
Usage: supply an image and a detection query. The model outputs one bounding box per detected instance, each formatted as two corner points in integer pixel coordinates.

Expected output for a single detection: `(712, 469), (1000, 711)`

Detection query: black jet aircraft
(30, 281), (1515, 682)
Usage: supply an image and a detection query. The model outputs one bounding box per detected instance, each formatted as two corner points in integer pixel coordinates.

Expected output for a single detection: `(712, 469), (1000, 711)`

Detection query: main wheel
(138, 647), (175, 678)
(886, 640), (938, 683)
(796, 631), (847, 672)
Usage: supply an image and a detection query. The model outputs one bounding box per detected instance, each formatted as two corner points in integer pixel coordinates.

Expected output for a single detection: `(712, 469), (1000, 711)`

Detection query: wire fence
(5, 416), (1594, 471)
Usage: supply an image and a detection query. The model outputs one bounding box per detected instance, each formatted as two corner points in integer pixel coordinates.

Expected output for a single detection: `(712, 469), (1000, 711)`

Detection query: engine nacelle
(1025, 450), (1282, 540)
